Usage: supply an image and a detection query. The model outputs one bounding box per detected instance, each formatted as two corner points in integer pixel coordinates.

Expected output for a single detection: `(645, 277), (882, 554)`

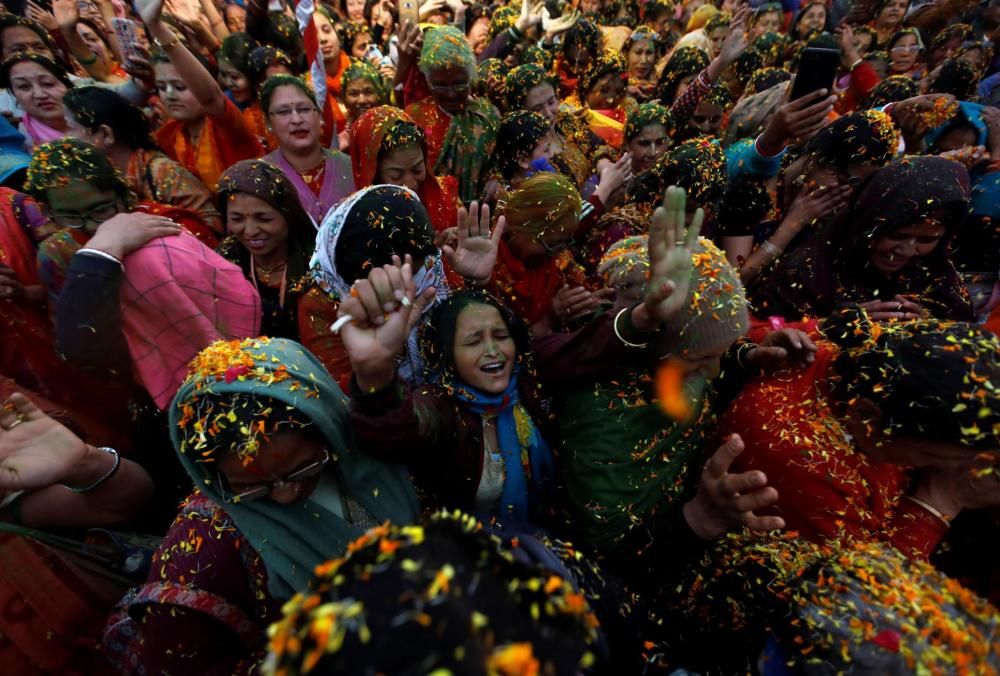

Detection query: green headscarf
(505, 63), (555, 111)
(418, 24), (476, 80)
(169, 337), (420, 599)
(625, 100), (672, 141)
(340, 59), (388, 104)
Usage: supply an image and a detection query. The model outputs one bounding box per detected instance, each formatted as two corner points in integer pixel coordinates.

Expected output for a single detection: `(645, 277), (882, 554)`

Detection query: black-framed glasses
(428, 81), (470, 95)
(219, 447), (331, 503)
(49, 201), (122, 230)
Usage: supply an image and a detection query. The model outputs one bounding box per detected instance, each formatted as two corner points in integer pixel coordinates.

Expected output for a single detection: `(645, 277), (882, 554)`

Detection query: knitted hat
(657, 238), (749, 355)
(598, 235), (649, 288)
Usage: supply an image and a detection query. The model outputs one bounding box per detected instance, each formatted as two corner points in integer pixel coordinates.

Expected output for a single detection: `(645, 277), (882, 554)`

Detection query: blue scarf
(454, 374), (554, 524)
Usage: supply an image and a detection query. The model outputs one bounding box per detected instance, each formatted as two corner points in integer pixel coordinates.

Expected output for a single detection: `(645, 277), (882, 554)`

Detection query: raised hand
(339, 256), (436, 391)
(133, 0), (166, 27)
(783, 183), (853, 230)
(52, 0), (81, 32)
(683, 434), (785, 539)
(640, 186), (703, 327)
(25, 1), (58, 31)
(552, 284), (599, 323)
(718, 4), (750, 67)
(757, 89), (837, 154)
(0, 394), (88, 492)
(443, 201), (505, 284)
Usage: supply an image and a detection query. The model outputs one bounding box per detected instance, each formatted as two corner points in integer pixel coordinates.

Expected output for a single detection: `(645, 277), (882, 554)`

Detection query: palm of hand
(648, 246), (693, 321)
(450, 236), (496, 280)
(0, 417), (86, 491)
(134, 0), (165, 25)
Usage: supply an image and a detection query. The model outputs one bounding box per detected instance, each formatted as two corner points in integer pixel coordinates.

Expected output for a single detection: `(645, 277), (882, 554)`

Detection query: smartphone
(398, 0), (419, 28)
(111, 17), (142, 65)
(790, 48), (841, 101)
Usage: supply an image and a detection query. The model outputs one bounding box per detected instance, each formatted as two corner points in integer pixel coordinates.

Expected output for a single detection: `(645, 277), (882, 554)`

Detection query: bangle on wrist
(760, 239), (783, 258)
(848, 57), (863, 71)
(735, 341), (758, 370)
(613, 306), (649, 348)
(905, 495), (951, 527)
(62, 447), (121, 493)
(154, 31), (181, 52)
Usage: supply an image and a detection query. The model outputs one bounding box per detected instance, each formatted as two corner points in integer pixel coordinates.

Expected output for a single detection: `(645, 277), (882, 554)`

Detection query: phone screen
(790, 48), (841, 101)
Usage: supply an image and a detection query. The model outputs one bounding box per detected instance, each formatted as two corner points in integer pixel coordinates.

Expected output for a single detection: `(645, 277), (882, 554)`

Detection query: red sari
(350, 106), (459, 233)
(719, 342), (949, 560)
(489, 242), (588, 326)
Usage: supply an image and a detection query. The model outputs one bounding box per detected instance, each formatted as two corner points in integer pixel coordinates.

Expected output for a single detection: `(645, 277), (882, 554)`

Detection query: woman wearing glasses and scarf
(405, 25), (500, 203)
(102, 337), (420, 674)
(260, 75), (355, 226)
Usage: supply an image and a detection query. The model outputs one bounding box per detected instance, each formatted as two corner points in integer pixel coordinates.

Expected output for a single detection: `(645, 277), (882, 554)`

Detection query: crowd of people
(0, 0), (998, 671)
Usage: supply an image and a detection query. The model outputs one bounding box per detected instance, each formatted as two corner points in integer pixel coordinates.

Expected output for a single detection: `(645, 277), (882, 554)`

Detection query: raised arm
(136, 0), (228, 117)
(53, 0), (118, 82)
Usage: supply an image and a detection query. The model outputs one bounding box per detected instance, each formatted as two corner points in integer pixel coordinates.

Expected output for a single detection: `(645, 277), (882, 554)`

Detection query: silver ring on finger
(400, 296), (412, 308)
(2, 415), (25, 431)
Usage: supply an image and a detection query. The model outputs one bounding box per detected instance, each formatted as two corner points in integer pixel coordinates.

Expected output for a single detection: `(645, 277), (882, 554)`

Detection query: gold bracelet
(154, 32), (181, 52)
(904, 495), (951, 527)
(613, 307), (648, 349)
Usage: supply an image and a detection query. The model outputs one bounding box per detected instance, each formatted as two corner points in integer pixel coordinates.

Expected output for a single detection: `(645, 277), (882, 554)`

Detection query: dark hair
(0, 52), (72, 89)
(63, 86), (158, 150)
(718, 175), (771, 237)
(745, 67), (791, 96)
(925, 58), (979, 100)
(218, 32), (259, 74)
(0, 14), (54, 53)
(248, 46), (296, 93)
(265, 12), (306, 68)
(422, 289), (531, 387)
(492, 110), (550, 180)
(259, 74), (317, 114)
(803, 110), (896, 173)
(562, 18), (601, 57)
(333, 185), (437, 287)
(338, 20), (371, 53)
(865, 74), (918, 107)
(823, 306), (1000, 450)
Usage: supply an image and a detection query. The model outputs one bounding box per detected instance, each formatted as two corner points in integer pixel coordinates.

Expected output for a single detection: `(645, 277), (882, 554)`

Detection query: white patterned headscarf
(310, 184), (451, 383)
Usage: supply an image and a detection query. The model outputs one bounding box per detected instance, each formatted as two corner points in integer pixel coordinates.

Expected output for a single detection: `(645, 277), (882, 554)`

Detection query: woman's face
(377, 142), (426, 193)
(564, 42), (594, 76)
(928, 37), (962, 68)
(957, 47), (985, 72)
(225, 192), (290, 260)
(467, 16), (490, 55)
(869, 218), (946, 274)
(708, 26), (727, 56)
(351, 31), (373, 59)
(452, 304), (516, 395)
(9, 61), (66, 125)
(346, 0), (366, 21)
(314, 13), (341, 65)
(427, 64), (472, 114)
(674, 73), (698, 101)
(218, 58), (252, 104)
(225, 4), (247, 33)
(343, 76), (381, 120)
(751, 11), (781, 41)
(267, 84), (321, 154)
(76, 23), (109, 64)
(889, 33), (920, 73)
(585, 73), (625, 110)
(524, 83), (560, 127)
(218, 429), (326, 505)
(854, 32), (875, 56)
(155, 62), (204, 122)
(690, 100), (724, 136)
(877, 0), (908, 26)
(798, 4), (826, 34)
(45, 180), (123, 235)
(627, 39), (657, 79)
(628, 122), (669, 173)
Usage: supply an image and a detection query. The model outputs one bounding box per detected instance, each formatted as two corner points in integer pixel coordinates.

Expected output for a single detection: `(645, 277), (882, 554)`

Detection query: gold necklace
(254, 260), (287, 285)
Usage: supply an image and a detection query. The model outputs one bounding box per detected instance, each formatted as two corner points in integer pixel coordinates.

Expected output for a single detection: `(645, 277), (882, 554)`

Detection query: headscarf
(790, 2), (828, 41)
(310, 184), (449, 382)
(263, 512), (601, 674)
(929, 22), (972, 53)
(752, 157), (975, 321)
(170, 337), (420, 599)
(350, 105), (456, 232)
(630, 137), (727, 217)
(925, 58), (979, 101)
(492, 110), (551, 180)
(656, 46), (709, 104)
(625, 100), (672, 141)
(866, 74), (919, 107)
(118, 231), (262, 409)
(418, 24), (476, 81)
(216, 159), (316, 284)
(686, 4), (718, 32)
(340, 59), (388, 106)
(488, 5), (518, 40)
(744, 67), (791, 97)
(494, 173), (585, 324)
(723, 80), (789, 147)
(802, 109), (897, 173)
(475, 58), (508, 111)
(577, 50), (629, 100)
(422, 290), (554, 523)
(505, 63), (555, 111)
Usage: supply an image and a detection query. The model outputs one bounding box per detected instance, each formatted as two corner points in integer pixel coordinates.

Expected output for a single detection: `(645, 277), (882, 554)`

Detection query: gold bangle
(154, 32), (181, 52)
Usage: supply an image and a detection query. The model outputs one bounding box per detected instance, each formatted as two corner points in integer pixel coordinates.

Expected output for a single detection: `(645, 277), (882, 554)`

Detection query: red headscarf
(350, 105), (458, 233)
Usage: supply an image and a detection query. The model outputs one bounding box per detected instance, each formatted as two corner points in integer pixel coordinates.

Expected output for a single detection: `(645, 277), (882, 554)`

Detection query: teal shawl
(168, 337), (420, 599)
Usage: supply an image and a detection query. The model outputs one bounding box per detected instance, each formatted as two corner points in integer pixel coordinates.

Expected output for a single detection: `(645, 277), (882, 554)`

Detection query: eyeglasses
(891, 45), (922, 54)
(428, 81), (470, 95)
(539, 236), (573, 255)
(219, 447), (330, 503)
(49, 201), (122, 230)
(269, 105), (319, 119)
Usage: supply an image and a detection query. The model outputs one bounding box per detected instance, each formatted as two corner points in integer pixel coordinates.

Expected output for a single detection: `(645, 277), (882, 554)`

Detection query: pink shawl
(21, 115), (64, 149)
(119, 231), (261, 409)
(265, 149), (355, 226)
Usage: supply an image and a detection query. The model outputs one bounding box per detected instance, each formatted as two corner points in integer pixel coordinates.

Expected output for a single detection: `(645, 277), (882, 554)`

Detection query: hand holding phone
(790, 47), (841, 101)
(398, 0), (419, 28)
(112, 17), (142, 66)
